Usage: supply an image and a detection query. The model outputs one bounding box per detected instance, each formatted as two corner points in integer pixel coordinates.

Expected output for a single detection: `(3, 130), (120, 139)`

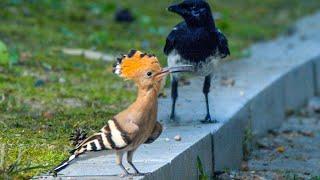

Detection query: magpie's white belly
(167, 50), (221, 77)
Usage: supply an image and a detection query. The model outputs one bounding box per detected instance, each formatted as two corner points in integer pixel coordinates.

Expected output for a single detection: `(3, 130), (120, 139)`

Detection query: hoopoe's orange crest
(113, 50), (162, 80)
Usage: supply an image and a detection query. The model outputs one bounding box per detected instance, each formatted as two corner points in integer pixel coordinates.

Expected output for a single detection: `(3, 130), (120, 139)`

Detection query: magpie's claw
(170, 112), (176, 121)
(201, 114), (218, 124)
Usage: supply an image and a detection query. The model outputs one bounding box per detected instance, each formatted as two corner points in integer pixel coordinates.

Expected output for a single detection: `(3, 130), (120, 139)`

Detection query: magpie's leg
(201, 74), (217, 123)
(170, 75), (179, 120)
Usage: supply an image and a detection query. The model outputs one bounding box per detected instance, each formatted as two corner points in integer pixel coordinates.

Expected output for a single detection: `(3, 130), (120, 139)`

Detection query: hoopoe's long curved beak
(155, 65), (194, 79)
(165, 65), (194, 73)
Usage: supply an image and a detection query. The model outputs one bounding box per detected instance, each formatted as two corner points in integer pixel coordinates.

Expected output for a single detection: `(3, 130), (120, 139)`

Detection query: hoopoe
(53, 50), (193, 176)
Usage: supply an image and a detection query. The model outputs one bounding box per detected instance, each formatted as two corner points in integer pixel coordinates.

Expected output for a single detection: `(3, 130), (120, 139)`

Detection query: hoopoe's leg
(127, 150), (146, 176)
(116, 151), (129, 176)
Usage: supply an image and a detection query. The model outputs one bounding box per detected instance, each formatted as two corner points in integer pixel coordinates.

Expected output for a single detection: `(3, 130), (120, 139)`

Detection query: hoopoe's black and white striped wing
(53, 119), (135, 173)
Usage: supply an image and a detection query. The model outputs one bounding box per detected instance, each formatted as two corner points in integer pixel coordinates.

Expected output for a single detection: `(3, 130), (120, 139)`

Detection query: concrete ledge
(48, 12), (320, 179)
(284, 61), (315, 111)
(313, 56), (320, 95)
(250, 78), (285, 136)
(213, 104), (249, 171)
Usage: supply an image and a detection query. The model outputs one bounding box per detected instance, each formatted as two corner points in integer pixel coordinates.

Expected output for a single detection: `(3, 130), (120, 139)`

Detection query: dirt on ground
(215, 97), (320, 180)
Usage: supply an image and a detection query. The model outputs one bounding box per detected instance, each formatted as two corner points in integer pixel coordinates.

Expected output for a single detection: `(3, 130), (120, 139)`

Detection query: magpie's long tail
(52, 119), (131, 173)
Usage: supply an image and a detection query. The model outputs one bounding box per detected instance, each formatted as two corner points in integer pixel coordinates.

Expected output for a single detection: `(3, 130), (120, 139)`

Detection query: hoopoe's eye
(147, 71), (153, 77)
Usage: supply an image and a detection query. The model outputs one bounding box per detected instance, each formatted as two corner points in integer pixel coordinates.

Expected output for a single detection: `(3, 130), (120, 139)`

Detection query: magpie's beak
(167, 4), (183, 15)
(155, 65), (193, 79)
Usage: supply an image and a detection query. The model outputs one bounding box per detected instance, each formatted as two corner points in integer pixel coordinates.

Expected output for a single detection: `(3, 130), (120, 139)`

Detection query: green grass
(0, 0), (320, 178)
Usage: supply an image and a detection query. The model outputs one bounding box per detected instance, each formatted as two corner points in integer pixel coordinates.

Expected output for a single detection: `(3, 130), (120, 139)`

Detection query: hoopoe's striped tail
(52, 119), (131, 174)
(53, 153), (78, 173)
(53, 140), (91, 173)
(52, 133), (102, 173)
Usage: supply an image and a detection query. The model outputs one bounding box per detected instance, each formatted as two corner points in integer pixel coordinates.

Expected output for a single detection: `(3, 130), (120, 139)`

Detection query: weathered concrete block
(284, 61), (315, 111)
(169, 134), (213, 180)
(143, 164), (171, 180)
(213, 104), (249, 171)
(143, 134), (212, 180)
(250, 78), (285, 136)
(313, 56), (320, 95)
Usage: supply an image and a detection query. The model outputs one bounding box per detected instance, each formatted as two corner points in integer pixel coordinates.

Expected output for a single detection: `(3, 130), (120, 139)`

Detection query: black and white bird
(164, 0), (230, 123)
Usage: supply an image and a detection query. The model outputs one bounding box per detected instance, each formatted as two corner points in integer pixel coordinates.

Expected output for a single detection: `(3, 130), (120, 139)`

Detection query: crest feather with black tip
(112, 50), (161, 80)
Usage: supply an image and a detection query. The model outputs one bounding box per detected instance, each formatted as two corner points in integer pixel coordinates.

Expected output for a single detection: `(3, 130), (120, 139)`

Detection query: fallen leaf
(308, 97), (320, 113)
(256, 141), (269, 149)
(158, 92), (167, 98)
(268, 130), (279, 136)
(221, 77), (235, 87)
(276, 146), (285, 153)
(282, 129), (293, 134)
(297, 130), (314, 137)
(241, 161), (249, 171)
(179, 77), (191, 85)
(43, 111), (54, 119)
(20, 51), (32, 62)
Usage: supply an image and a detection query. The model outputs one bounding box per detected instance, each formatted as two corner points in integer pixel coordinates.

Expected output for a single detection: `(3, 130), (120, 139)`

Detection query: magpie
(164, 0), (230, 123)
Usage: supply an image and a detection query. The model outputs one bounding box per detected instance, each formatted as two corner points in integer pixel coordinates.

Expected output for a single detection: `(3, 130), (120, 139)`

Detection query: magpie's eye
(146, 71), (153, 77)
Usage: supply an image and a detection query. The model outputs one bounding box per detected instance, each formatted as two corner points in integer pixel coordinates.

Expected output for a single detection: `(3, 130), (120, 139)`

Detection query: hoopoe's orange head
(113, 50), (161, 81)
(113, 49), (193, 89)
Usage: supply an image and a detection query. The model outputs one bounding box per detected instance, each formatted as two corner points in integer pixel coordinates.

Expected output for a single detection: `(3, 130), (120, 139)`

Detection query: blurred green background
(0, 0), (320, 178)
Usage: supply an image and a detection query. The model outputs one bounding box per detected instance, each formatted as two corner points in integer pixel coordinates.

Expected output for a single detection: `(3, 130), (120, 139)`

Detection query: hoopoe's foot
(119, 164), (130, 177)
(201, 114), (218, 124)
(128, 162), (148, 176)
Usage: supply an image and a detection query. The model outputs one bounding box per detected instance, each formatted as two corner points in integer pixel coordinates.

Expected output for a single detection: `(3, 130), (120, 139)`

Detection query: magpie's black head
(168, 0), (213, 26)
